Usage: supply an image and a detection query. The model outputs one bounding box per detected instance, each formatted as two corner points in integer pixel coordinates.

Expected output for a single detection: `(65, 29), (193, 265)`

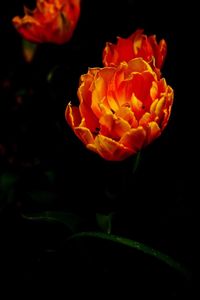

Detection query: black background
(0, 0), (192, 297)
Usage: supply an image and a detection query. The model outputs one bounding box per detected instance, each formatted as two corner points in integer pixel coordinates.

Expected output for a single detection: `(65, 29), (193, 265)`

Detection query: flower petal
(146, 121), (161, 144)
(91, 68), (115, 118)
(139, 112), (152, 126)
(127, 58), (153, 74)
(150, 99), (158, 114)
(115, 36), (134, 62)
(158, 78), (167, 94)
(155, 96), (166, 115)
(99, 113), (131, 140)
(12, 0), (80, 44)
(93, 135), (133, 161)
(102, 42), (118, 67)
(115, 107), (138, 128)
(74, 126), (94, 146)
(150, 81), (158, 100)
(148, 35), (167, 69)
(65, 102), (81, 128)
(12, 16), (44, 43)
(78, 72), (95, 106)
(130, 94), (144, 120)
(78, 72), (100, 131)
(120, 126), (146, 152)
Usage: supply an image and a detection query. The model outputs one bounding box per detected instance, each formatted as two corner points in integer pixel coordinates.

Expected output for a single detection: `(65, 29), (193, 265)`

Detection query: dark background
(0, 0), (192, 297)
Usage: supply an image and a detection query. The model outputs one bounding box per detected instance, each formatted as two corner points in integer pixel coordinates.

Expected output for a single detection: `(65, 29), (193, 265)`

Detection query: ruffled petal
(150, 81), (158, 100)
(155, 96), (166, 116)
(146, 121), (161, 144)
(130, 94), (144, 120)
(99, 113), (131, 140)
(78, 72), (99, 132)
(65, 102), (81, 128)
(127, 58), (153, 74)
(139, 112), (152, 126)
(120, 126), (146, 152)
(91, 68), (115, 117)
(93, 135), (133, 161)
(74, 126), (94, 146)
(115, 107), (138, 128)
(12, 0), (80, 44)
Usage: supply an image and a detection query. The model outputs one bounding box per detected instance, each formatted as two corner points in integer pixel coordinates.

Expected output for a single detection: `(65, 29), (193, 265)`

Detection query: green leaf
(22, 211), (82, 233)
(67, 231), (190, 279)
(47, 65), (59, 83)
(44, 170), (56, 184)
(27, 190), (57, 205)
(0, 172), (18, 206)
(0, 172), (18, 192)
(96, 213), (113, 234)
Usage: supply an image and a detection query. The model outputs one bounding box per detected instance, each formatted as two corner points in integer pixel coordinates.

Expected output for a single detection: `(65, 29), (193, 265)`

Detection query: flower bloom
(12, 0), (80, 44)
(103, 29), (167, 77)
(66, 58), (173, 161)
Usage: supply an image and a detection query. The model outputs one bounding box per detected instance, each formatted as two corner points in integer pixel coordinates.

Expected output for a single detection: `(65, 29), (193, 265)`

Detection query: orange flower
(66, 58), (173, 161)
(103, 29), (167, 77)
(12, 0), (80, 44)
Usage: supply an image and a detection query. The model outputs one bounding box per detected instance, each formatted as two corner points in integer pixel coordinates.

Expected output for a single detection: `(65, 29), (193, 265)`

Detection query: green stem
(132, 151), (141, 174)
(67, 231), (190, 279)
